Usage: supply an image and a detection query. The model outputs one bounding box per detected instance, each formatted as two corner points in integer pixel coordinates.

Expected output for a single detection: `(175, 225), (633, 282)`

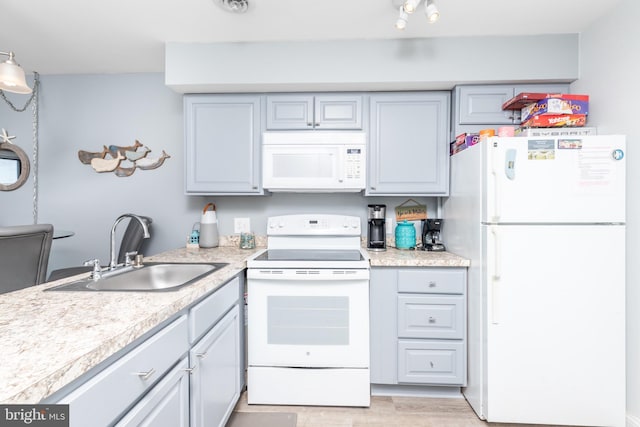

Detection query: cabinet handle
(315, 123), (320, 127)
(429, 361), (434, 368)
(307, 122), (313, 127)
(133, 368), (156, 380)
(196, 352), (207, 359)
(428, 316), (436, 324)
(428, 281), (436, 288)
(183, 366), (197, 374)
(370, 187), (376, 190)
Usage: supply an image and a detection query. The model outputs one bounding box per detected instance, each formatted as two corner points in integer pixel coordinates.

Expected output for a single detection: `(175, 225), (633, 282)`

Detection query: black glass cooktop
(254, 249), (364, 262)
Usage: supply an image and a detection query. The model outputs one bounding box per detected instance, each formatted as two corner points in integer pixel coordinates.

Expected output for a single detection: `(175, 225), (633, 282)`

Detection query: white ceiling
(0, 0), (622, 75)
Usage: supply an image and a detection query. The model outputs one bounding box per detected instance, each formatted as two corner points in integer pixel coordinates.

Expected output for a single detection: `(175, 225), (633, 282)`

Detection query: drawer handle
(428, 316), (436, 324)
(133, 368), (156, 380)
(428, 281), (437, 288)
(430, 361), (434, 368)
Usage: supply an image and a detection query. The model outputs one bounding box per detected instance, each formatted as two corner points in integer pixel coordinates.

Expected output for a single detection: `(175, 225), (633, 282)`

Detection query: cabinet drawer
(397, 269), (465, 294)
(189, 277), (240, 343)
(398, 340), (465, 385)
(59, 316), (189, 427)
(398, 295), (464, 339)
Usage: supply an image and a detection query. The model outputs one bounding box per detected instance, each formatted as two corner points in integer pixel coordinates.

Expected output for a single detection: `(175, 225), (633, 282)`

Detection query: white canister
(199, 202), (219, 248)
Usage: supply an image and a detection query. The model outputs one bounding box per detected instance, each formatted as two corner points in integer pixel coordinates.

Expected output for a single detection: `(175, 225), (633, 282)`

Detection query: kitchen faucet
(109, 213), (150, 270)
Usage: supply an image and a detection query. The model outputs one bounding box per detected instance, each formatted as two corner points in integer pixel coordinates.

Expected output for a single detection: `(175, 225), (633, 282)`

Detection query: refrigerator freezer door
(484, 224), (625, 426)
(484, 136), (626, 224)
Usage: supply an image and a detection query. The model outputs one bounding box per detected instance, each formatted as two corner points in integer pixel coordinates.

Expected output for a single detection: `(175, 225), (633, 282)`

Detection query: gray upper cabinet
(266, 94), (363, 130)
(368, 92), (450, 196)
(455, 83), (570, 126)
(184, 94), (263, 195)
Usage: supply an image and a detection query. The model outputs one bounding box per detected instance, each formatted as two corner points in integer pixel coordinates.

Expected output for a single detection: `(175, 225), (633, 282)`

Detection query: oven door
(247, 268), (369, 368)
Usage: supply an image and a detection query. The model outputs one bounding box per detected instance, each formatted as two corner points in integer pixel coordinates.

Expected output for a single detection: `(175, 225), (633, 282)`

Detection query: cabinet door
(266, 95), (314, 129)
(368, 92), (450, 195)
(184, 94), (263, 194)
(314, 95), (363, 129)
(115, 358), (190, 427)
(190, 305), (241, 427)
(369, 268), (398, 385)
(457, 85), (516, 125)
(456, 83), (571, 126)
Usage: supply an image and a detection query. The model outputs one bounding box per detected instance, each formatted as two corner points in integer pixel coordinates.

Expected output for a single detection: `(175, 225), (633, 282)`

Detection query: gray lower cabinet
(184, 94), (263, 195)
(370, 267), (467, 388)
(50, 276), (244, 427)
(115, 357), (190, 427)
(367, 92), (450, 196)
(266, 94), (363, 130)
(189, 305), (241, 427)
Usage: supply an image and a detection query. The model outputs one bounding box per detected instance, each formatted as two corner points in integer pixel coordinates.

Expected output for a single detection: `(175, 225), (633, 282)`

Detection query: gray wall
(573, 0), (640, 423)
(0, 73), (433, 271)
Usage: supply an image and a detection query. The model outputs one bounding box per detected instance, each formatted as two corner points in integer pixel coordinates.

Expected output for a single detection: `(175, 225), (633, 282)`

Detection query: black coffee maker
(367, 204), (386, 251)
(421, 218), (446, 251)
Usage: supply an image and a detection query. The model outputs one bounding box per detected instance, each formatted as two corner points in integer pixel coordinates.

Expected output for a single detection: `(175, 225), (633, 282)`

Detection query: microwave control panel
(345, 147), (364, 179)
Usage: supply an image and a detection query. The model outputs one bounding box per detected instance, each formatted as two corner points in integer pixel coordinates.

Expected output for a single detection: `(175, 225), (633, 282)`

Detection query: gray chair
(48, 215), (152, 282)
(0, 224), (54, 294)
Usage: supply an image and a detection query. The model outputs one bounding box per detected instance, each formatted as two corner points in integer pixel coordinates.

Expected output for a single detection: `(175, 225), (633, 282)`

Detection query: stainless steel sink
(46, 262), (228, 292)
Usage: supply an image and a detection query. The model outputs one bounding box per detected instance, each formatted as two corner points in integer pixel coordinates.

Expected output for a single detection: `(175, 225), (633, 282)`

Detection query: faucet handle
(124, 251), (138, 266)
(83, 259), (103, 280)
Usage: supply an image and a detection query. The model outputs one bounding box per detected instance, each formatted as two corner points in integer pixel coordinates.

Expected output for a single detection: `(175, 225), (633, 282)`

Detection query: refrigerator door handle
(490, 141), (501, 222)
(491, 226), (501, 324)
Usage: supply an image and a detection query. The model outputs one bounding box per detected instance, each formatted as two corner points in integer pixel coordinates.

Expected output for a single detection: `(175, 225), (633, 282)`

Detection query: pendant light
(0, 52), (32, 94)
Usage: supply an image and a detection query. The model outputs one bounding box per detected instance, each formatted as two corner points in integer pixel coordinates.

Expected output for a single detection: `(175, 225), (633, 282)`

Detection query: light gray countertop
(0, 244), (468, 404)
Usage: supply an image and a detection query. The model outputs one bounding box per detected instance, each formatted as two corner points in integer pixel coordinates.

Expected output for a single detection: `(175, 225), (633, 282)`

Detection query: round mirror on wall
(0, 142), (30, 191)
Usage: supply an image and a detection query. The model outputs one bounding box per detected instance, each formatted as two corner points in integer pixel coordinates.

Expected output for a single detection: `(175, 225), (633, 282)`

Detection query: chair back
(117, 216), (152, 264)
(0, 224), (54, 294)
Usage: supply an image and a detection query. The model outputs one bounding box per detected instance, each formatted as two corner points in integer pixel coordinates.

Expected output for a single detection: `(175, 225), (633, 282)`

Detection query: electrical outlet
(234, 218), (251, 233)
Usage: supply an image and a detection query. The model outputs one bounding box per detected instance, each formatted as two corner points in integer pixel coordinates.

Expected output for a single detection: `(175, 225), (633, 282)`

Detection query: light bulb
(403, 0), (420, 14)
(396, 6), (409, 30)
(425, 1), (439, 23)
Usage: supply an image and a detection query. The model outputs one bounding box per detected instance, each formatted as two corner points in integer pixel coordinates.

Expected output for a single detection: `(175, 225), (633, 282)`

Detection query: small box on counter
(450, 133), (479, 155)
(515, 127), (598, 137)
(520, 114), (587, 128)
(521, 95), (589, 123)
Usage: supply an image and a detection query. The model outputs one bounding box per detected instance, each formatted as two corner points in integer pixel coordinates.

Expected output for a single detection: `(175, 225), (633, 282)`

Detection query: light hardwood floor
(232, 391), (565, 427)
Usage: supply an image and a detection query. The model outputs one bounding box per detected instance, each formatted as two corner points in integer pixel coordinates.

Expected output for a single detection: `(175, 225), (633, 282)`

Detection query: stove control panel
(267, 214), (361, 236)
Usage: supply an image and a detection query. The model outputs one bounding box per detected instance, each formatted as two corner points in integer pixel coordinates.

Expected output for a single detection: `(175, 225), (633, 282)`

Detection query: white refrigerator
(442, 135), (626, 426)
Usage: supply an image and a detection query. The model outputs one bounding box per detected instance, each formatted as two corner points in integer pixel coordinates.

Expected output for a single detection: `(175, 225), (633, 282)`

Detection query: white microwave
(262, 132), (366, 192)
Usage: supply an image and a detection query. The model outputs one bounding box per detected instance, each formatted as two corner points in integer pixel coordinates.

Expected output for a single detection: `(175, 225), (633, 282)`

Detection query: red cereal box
(520, 114), (587, 128)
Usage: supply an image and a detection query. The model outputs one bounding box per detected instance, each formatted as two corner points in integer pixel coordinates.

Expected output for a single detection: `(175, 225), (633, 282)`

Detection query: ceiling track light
(215, 0), (248, 13)
(392, 0), (440, 30)
(425, 0), (440, 23)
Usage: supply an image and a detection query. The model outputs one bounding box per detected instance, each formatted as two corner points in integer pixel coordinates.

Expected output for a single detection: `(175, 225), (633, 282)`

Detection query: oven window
(267, 296), (349, 345)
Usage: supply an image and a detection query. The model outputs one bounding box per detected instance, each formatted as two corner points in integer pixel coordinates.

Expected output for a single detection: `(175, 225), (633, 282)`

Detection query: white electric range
(246, 214), (371, 407)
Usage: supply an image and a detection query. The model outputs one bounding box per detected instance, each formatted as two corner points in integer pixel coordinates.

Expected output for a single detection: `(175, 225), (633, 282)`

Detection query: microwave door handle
(336, 151), (344, 183)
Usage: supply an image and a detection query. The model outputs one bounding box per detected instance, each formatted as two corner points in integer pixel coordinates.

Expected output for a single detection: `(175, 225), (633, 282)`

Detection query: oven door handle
(247, 268), (370, 280)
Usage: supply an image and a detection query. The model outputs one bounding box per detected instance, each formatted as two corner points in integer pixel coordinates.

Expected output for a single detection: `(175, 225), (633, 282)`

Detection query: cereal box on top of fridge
(521, 95), (589, 123)
(520, 114), (587, 128)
